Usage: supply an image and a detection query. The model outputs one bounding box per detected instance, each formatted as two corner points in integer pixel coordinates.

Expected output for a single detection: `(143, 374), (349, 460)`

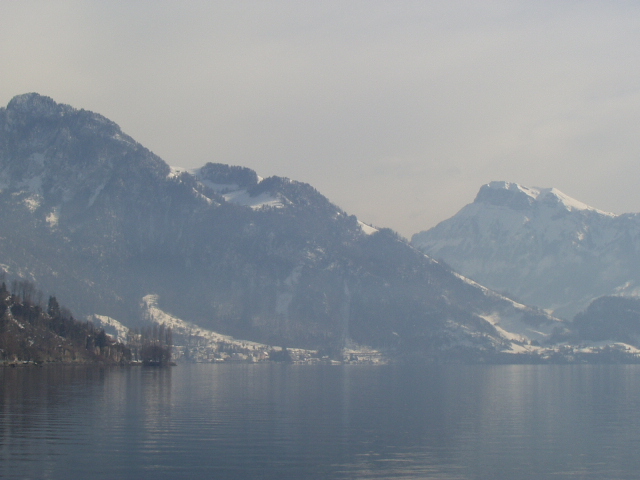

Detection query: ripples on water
(3, 364), (640, 479)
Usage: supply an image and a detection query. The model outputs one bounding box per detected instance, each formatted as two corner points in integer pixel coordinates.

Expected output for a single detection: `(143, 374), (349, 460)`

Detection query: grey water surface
(2, 363), (640, 479)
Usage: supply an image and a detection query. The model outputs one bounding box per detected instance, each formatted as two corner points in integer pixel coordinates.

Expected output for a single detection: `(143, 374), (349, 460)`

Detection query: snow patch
(90, 315), (129, 343)
(573, 341), (640, 355)
(486, 181), (615, 216)
(169, 166), (281, 210)
(451, 269), (563, 341)
(479, 314), (527, 343)
(358, 221), (378, 235)
(22, 195), (40, 212)
(113, 133), (134, 146)
(222, 189), (284, 210)
(46, 206), (60, 227)
(613, 281), (640, 297)
(167, 165), (194, 179)
(142, 294), (268, 350)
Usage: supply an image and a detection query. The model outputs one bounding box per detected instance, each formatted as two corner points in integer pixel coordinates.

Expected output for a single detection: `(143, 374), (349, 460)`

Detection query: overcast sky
(2, 1), (640, 236)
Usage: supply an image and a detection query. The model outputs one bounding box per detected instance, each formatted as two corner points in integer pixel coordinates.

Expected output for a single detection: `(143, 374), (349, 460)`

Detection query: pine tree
(47, 296), (61, 318)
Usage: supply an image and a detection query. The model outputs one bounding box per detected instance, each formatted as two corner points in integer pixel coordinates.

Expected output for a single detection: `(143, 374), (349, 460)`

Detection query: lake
(2, 363), (640, 479)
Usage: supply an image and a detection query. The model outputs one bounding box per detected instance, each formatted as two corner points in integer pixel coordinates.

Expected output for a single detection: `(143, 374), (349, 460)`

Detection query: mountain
(412, 181), (640, 319)
(572, 296), (640, 345)
(0, 94), (566, 361)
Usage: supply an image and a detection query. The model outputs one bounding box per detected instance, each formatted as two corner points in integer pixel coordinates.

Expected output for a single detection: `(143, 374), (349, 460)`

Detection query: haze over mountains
(2, 93), (639, 362)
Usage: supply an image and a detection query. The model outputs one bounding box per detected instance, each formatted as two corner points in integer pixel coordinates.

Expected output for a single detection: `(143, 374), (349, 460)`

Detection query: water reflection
(3, 364), (640, 479)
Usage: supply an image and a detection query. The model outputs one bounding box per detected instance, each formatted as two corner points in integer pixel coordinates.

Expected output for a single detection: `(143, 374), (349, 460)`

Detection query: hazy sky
(2, 1), (640, 236)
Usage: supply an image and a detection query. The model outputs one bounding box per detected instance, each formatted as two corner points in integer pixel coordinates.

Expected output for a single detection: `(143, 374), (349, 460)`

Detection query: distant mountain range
(412, 181), (640, 321)
(0, 93), (575, 362)
(4, 93), (640, 362)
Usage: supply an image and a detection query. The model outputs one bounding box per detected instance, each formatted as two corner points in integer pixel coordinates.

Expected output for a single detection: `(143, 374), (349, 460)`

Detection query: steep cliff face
(0, 95), (562, 358)
(412, 181), (640, 318)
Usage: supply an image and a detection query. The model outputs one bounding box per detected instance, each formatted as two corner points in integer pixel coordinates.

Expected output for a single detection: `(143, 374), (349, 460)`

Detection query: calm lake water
(2, 363), (640, 479)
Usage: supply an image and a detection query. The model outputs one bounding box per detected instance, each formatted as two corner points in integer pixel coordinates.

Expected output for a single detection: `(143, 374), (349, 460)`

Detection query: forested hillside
(0, 280), (130, 364)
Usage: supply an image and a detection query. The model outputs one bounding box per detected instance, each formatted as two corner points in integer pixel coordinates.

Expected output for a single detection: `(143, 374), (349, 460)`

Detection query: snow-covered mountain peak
(412, 180), (636, 318)
(476, 181), (615, 216)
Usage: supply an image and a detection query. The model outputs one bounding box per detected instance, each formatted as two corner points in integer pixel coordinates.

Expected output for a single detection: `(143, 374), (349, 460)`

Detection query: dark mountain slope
(573, 296), (640, 344)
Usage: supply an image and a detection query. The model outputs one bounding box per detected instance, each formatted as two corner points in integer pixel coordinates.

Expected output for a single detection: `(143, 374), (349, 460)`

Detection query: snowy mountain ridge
(4, 93), (631, 362)
(478, 181), (615, 216)
(412, 181), (640, 319)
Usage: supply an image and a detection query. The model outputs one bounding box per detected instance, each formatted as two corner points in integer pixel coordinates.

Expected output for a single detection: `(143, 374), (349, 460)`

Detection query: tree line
(126, 323), (173, 366)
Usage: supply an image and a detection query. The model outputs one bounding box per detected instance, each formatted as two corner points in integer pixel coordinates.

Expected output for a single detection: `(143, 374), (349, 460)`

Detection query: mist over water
(2, 364), (640, 479)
